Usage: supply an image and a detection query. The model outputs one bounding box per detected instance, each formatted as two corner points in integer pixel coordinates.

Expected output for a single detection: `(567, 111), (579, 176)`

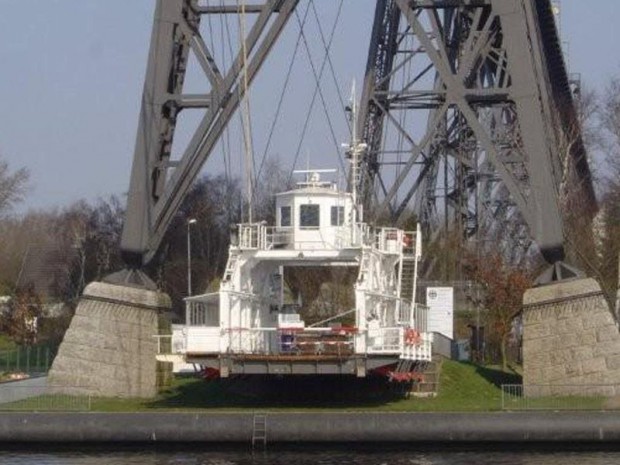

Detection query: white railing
(235, 222), (411, 252)
(414, 303), (429, 333)
(182, 327), (358, 356)
(375, 228), (402, 254)
(396, 302), (428, 333)
(179, 323), (433, 360)
(0, 383), (94, 412)
(265, 226), (294, 248)
(501, 384), (617, 410)
(400, 331), (433, 361)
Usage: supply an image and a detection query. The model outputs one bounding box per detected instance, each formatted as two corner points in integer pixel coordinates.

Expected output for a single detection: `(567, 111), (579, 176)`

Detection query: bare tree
(595, 78), (620, 302)
(2, 285), (42, 346)
(466, 252), (532, 371)
(0, 157), (29, 218)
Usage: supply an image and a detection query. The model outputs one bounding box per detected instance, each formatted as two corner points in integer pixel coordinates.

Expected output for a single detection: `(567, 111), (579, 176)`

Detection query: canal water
(1, 448), (620, 465)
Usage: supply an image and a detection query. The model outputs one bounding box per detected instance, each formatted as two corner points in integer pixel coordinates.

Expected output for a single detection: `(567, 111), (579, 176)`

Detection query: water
(1, 448), (620, 465)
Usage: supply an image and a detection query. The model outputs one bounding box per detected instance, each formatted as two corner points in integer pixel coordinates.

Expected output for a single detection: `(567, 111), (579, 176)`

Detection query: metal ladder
(251, 413), (267, 449)
(358, 251), (371, 282)
(223, 252), (239, 282)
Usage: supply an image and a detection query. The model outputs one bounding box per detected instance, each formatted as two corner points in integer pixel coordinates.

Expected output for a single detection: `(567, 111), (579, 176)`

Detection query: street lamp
(187, 218), (197, 296)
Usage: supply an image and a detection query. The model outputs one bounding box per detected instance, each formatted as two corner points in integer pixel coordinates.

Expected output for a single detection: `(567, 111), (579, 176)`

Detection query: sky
(0, 0), (619, 213)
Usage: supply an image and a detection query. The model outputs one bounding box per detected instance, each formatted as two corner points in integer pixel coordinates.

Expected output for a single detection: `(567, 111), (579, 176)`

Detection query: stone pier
(48, 281), (171, 398)
(523, 278), (620, 396)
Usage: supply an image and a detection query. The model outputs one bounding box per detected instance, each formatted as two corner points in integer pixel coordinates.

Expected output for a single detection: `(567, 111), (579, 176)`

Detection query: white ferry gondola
(179, 164), (432, 380)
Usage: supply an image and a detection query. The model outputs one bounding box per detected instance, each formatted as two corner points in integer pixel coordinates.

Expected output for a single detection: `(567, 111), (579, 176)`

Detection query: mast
(346, 81), (367, 225)
(239, 0), (255, 224)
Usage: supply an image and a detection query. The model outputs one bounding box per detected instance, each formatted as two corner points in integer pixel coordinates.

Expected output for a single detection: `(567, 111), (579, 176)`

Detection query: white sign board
(426, 287), (454, 339)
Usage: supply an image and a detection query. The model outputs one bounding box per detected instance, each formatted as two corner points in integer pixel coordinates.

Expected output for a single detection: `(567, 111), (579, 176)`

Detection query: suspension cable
(288, 3), (347, 184)
(255, 1), (313, 184)
(310, 0), (349, 132)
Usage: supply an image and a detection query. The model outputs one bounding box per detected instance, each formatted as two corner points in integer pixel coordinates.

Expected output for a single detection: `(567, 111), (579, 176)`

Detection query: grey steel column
(121, 0), (300, 267)
(357, 0), (595, 268)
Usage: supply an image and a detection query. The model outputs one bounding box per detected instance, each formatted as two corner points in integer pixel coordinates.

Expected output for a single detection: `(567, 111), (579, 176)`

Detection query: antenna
(345, 80), (366, 223)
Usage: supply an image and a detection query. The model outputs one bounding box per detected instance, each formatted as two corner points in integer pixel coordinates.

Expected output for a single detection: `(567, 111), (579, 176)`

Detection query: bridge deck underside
(187, 354), (400, 376)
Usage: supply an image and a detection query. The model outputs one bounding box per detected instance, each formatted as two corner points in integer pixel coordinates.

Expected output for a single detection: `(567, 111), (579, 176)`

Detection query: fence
(0, 344), (57, 375)
(501, 384), (618, 411)
(0, 377), (92, 411)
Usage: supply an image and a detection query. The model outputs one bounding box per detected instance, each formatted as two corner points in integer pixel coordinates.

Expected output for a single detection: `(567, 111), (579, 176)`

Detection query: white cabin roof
(275, 186), (348, 198)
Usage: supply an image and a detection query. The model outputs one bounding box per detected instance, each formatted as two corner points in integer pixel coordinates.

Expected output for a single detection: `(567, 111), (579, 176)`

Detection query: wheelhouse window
(331, 206), (345, 226)
(280, 206), (291, 227)
(299, 204), (320, 228)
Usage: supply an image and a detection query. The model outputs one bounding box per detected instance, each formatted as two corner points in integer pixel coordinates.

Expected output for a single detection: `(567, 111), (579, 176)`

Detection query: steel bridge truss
(120, 0), (595, 273)
(121, 0), (299, 266)
(357, 0), (595, 268)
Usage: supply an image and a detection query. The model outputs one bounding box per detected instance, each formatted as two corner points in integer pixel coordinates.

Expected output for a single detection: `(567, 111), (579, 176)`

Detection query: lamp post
(187, 218), (197, 296)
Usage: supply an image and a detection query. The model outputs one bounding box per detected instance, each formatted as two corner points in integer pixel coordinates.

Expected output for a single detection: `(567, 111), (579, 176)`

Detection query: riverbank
(87, 360), (522, 412)
(1, 411), (619, 444)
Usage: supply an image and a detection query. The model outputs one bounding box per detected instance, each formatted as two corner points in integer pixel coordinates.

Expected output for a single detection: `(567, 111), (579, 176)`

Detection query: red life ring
(405, 329), (421, 346)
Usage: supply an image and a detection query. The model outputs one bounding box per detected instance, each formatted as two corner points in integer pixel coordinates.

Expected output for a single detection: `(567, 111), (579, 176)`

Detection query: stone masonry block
(556, 318), (583, 335)
(523, 336), (555, 356)
(546, 365), (567, 382)
(582, 357), (608, 375)
(606, 354), (620, 371)
(524, 348), (549, 366)
(49, 281), (169, 398)
(583, 313), (616, 330)
(597, 326), (620, 343)
(565, 363), (583, 378)
(523, 277), (620, 393)
(525, 322), (553, 340)
(571, 346), (594, 362)
(593, 342), (620, 358)
(576, 330), (597, 347)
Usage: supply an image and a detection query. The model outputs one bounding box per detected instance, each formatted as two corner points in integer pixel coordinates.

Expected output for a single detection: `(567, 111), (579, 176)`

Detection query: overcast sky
(1, 0), (619, 213)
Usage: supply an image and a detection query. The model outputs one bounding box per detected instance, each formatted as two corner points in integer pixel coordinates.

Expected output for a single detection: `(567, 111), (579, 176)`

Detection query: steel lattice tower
(120, 0), (595, 276)
(356, 0), (595, 277)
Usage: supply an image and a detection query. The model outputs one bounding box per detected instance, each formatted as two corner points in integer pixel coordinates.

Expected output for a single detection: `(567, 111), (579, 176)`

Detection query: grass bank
(90, 361), (522, 412)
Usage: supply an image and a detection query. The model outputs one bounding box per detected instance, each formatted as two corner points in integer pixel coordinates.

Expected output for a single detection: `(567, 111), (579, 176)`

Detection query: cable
(310, 0), (349, 132)
(288, 3), (347, 184)
(255, 1), (313, 184)
(238, 0), (255, 223)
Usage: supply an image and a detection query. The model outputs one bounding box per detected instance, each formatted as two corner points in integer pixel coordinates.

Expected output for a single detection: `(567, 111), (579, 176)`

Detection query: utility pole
(187, 219), (197, 297)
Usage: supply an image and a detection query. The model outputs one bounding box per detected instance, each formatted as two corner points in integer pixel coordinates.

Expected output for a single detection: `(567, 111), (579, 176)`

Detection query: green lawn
(3, 361), (610, 412)
(87, 360), (522, 412)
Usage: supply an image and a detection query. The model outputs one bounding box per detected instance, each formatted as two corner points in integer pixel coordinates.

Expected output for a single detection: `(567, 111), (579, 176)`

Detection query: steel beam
(357, 0), (595, 269)
(121, 0), (299, 267)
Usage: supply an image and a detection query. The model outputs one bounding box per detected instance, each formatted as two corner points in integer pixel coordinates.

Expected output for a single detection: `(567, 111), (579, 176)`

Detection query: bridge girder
(120, 0), (595, 272)
(357, 0), (596, 267)
(120, 0), (300, 267)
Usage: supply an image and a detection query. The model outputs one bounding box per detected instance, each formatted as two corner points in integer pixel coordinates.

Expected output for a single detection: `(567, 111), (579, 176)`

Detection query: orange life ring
(405, 329), (421, 346)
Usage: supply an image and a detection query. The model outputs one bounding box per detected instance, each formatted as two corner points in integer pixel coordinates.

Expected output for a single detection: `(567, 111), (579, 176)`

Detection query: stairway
(410, 357), (443, 398)
(400, 257), (416, 305)
(223, 252), (239, 282)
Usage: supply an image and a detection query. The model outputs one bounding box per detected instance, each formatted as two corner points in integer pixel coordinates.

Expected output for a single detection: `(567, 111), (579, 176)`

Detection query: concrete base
(2, 412), (620, 443)
(523, 278), (620, 396)
(48, 281), (171, 398)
